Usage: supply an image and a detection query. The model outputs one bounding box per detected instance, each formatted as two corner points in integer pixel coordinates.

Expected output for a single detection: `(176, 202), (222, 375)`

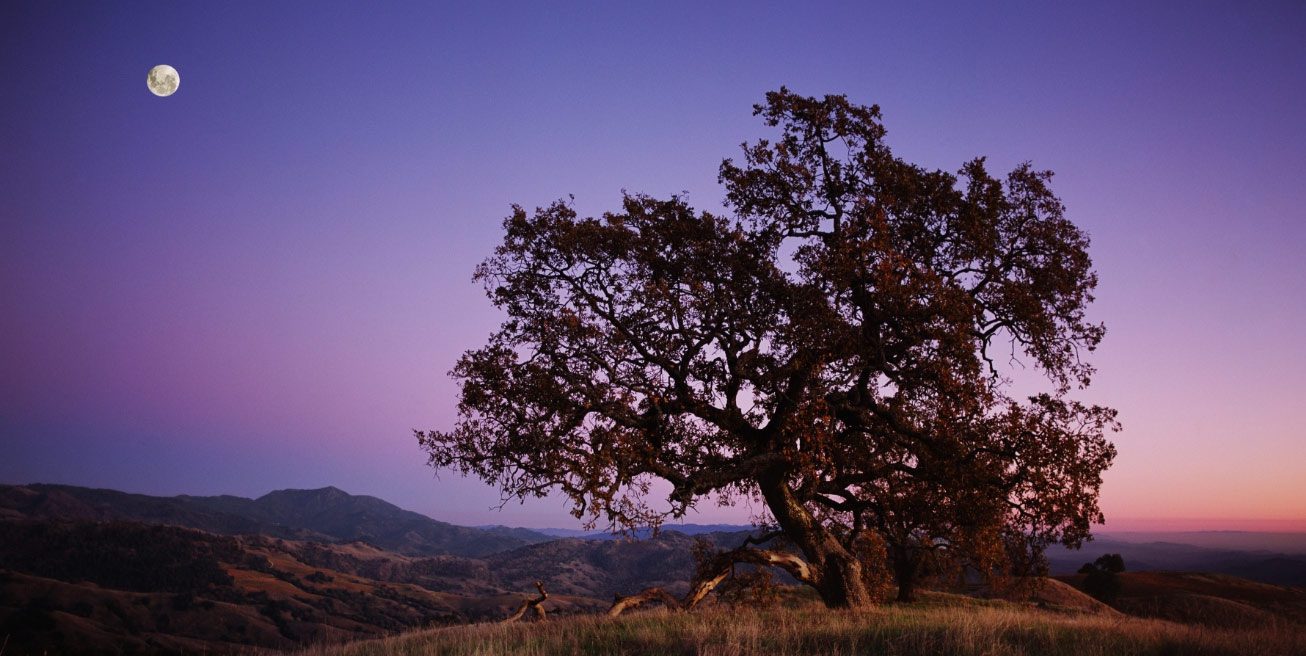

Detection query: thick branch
(607, 587), (681, 617)
(502, 581), (549, 623)
(607, 546), (815, 617)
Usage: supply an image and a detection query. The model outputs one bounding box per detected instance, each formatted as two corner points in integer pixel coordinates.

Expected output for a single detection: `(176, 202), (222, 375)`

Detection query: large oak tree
(418, 89), (1118, 608)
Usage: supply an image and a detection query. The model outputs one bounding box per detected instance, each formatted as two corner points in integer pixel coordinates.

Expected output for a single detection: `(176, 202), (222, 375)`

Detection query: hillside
(5, 516), (1303, 656)
(297, 595), (1306, 656)
(0, 484), (553, 558)
(0, 519), (609, 654)
(1058, 570), (1306, 629)
(1044, 536), (1306, 587)
(4, 483), (1305, 654)
(0, 517), (748, 653)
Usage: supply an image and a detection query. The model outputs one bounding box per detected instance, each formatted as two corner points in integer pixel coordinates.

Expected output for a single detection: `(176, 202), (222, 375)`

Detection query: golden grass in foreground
(295, 600), (1306, 656)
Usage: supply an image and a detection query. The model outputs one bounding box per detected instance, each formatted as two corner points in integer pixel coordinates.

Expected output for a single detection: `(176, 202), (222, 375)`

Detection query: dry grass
(293, 598), (1306, 656)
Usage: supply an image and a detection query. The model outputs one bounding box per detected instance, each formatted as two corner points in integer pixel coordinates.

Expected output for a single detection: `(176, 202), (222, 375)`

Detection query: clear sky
(3, 1), (1303, 530)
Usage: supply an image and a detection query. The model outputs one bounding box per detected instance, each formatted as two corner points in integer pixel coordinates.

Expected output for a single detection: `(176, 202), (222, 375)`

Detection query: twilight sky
(2, 1), (1304, 531)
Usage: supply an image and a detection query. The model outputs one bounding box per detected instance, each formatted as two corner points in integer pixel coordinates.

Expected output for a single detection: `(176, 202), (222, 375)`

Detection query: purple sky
(3, 1), (1304, 530)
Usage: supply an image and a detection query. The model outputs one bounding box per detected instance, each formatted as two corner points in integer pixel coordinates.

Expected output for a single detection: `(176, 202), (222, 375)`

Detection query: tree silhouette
(418, 88), (1118, 608)
(1079, 553), (1126, 602)
(1086, 553), (1126, 574)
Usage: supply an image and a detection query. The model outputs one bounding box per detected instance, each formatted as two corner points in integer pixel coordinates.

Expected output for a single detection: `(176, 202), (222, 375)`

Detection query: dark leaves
(418, 89), (1119, 586)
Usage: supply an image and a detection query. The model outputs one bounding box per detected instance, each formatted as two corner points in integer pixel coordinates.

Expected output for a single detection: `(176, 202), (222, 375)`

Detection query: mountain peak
(256, 486), (350, 501)
(1, 483), (556, 558)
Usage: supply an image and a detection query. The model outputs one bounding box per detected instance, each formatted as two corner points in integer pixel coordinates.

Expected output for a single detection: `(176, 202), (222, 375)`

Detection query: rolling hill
(0, 520), (608, 654)
(298, 586), (1306, 656)
(0, 486), (754, 654)
(0, 484), (553, 558)
(1045, 536), (1306, 587)
(3, 483), (1304, 654)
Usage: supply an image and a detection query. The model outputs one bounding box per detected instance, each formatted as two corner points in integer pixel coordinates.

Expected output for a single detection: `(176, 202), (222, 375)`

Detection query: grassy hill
(295, 594), (1306, 656)
(4, 484), (1305, 654)
(1059, 570), (1306, 629)
(4, 520), (1304, 654)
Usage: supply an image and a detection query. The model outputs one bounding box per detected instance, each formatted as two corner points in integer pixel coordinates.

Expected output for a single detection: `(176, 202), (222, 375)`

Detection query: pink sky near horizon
(2, 2), (1304, 533)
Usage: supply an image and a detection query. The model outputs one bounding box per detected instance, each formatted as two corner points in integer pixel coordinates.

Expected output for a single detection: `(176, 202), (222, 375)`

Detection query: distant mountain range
(5, 483), (1305, 585)
(0, 483), (554, 558)
(1045, 536), (1306, 586)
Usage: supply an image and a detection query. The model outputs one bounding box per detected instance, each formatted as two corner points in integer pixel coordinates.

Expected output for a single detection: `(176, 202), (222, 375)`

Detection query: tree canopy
(418, 88), (1118, 608)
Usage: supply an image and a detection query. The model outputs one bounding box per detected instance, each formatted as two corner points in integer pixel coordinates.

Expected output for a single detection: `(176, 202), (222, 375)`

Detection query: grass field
(294, 595), (1306, 656)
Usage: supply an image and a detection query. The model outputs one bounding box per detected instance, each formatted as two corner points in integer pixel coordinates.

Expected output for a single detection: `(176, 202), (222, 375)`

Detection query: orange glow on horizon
(1103, 517), (1306, 532)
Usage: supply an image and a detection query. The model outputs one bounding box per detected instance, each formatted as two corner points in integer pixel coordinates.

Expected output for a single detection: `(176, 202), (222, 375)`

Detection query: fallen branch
(607, 540), (815, 617)
(607, 587), (681, 617)
(502, 581), (549, 623)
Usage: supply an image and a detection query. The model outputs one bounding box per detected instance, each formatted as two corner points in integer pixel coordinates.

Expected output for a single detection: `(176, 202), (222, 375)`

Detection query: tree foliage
(418, 88), (1119, 608)
(1079, 553), (1126, 602)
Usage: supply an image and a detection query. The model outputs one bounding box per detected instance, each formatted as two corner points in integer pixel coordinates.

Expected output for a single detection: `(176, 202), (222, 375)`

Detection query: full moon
(147, 64), (180, 97)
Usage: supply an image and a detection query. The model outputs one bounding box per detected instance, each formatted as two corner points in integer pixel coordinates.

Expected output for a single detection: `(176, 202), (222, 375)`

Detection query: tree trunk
(892, 548), (919, 603)
(816, 552), (874, 608)
(609, 469), (878, 614)
(756, 470), (874, 609)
